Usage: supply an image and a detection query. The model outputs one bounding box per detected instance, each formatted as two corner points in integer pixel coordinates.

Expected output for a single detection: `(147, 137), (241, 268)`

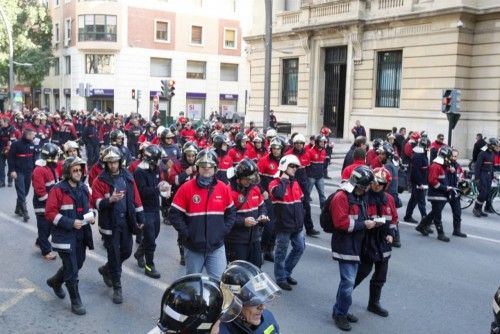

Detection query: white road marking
(0, 212), (168, 291)
(0, 285), (34, 315)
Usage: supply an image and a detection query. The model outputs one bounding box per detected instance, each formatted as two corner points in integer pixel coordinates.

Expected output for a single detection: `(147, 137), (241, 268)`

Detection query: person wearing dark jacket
(91, 146), (145, 304)
(394, 127), (406, 156)
(472, 133), (486, 163)
(342, 136), (367, 172)
(429, 134), (445, 162)
(8, 127), (36, 222)
(416, 146), (453, 242)
(169, 149), (236, 279)
(82, 116), (100, 168)
(0, 116), (18, 187)
(133, 145), (171, 279)
(110, 129), (132, 167)
(213, 134), (234, 184)
(45, 156), (94, 315)
(351, 120), (366, 139)
(403, 137), (430, 224)
(269, 155), (305, 291)
(330, 165), (376, 332)
(125, 116), (142, 158)
(226, 159), (268, 268)
(446, 149), (467, 237)
(354, 167), (397, 318)
(472, 138), (499, 217)
(158, 128), (180, 225)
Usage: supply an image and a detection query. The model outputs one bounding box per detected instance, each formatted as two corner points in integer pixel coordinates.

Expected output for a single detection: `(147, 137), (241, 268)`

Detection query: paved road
(0, 166), (498, 333)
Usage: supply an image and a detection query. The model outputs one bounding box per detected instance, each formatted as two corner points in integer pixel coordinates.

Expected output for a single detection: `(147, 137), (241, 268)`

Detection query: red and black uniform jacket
(269, 176), (304, 233)
(88, 162), (104, 187)
(363, 190), (398, 262)
(257, 153), (280, 193)
(32, 161), (57, 215)
(247, 144), (267, 163)
(306, 145), (326, 179)
(98, 122), (113, 145)
(427, 162), (449, 201)
(195, 137), (208, 150)
(330, 190), (368, 262)
(8, 137), (35, 174)
(285, 148), (310, 190)
(45, 180), (94, 252)
(225, 181), (266, 244)
(51, 122), (77, 146)
(215, 149), (233, 184)
(179, 128), (196, 142)
(366, 149), (377, 168)
(91, 169), (145, 236)
(168, 159), (197, 191)
(0, 125), (17, 156)
(169, 177), (236, 253)
(228, 147), (248, 166)
(138, 131), (156, 144)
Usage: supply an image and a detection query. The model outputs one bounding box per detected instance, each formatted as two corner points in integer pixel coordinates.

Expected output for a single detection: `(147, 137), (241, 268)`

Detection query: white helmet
(278, 154), (301, 172)
(292, 134), (306, 144)
(156, 126), (165, 137)
(266, 129), (277, 138)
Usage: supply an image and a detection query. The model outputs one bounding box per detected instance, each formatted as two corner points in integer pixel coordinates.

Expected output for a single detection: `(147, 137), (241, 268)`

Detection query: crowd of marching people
(1, 106), (499, 333)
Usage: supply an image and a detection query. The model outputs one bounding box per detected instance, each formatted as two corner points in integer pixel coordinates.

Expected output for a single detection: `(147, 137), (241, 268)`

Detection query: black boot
(367, 285), (389, 317)
(435, 222), (450, 242)
(135, 231), (143, 245)
(484, 201), (495, 214)
(133, 248), (145, 268)
(98, 264), (113, 287)
(263, 245), (275, 262)
(179, 245), (185, 266)
(46, 268), (66, 299)
(21, 202), (29, 222)
(473, 201), (488, 217)
(15, 203), (22, 216)
(392, 229), (401, 248)
(145, 263), (161, 279)
(66, 282), (86, 315)
(452, 220), (467, 238)
(415, 216), (431, 236)
(112, 281), (123, 304)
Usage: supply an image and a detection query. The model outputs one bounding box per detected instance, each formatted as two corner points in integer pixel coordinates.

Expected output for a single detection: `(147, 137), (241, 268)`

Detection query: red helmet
(320, 126), (332, 136)
(410, 131), (421, 141)
(373, 167), (392, 187)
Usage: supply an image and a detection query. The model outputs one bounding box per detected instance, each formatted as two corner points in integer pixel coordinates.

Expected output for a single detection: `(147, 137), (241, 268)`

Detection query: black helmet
(40, 143), (60, 163)
(195, 149), (218, 169)
(457, 179), (471, 196)
(143, 144), (163, 166)
(213, 134), (229, 151)
(110, 129), (125, 145)
(62, 156), (86, 181)
(235, 133), (249, 149)
(314, 135), (328, 146)
(372, 138), (384, 150)
(437, 146), (452, 164)
(157, 274), (241, 334)
(221, 261), (281, 306)
(101, 146), (123, 165)
(487, 137), (499, 150)
(269, 137), (284, 150)
(160, 128), (176, 140)
(418, 137), (431, 149)
(235, 158), (260, 184)
(493, 287), (500, 325)
(377, 142), (394, 159)
(343, 165), (374, 193)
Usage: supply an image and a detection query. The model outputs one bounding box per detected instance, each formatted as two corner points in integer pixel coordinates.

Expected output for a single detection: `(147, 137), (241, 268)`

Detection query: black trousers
(103, 225), (132, 284)
(447, 194), (461, 223)
(58, 240), (86, 284)
(261, 199), (276, 248)
(427, 200), (447, 225)
(354, 258), (389, 289)
(225, 240), (262, 268)
(136, 211), (161, 265)
(405, 186), (427, 219)
(36, 214), (52, 255)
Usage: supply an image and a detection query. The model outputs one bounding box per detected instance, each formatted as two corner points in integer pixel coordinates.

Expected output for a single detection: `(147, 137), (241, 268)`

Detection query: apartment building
(42, 0), (252, 120)
(245, 0), (500, 154)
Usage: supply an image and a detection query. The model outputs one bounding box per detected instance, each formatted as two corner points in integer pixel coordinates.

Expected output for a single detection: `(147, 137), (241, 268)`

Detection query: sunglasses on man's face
(72, 169), (82, 173)
(288, 164), (299, 169)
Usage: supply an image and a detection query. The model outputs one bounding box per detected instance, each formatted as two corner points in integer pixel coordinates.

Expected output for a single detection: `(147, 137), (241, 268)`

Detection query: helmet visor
(239, 273), (281, 306)
(219, 289), (243, 323)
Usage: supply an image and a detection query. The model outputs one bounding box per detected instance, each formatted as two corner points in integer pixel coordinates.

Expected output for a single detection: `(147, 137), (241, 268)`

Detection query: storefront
(53, 89), (60, 111)
(219, 94), (238, 122)
(186, 93), (206, 120)
(63, 88), (71, 111)
(33, 88), (42, 109)
(86, 88), (114, 113)
(43, 88), (51, 111)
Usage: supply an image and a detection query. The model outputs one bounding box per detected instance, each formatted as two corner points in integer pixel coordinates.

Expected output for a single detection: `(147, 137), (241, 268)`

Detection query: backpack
(320, 190), (342, 233)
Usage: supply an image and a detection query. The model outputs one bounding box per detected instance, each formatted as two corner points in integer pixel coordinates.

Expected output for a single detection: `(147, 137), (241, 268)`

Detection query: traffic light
(137, 89), (142, 100)
(441, 89), (452, 113)
(161, 80), (168, 98)
(168, 80), (175, 99)
(131, 89), (136, 100)
(450, 89), (461, 113)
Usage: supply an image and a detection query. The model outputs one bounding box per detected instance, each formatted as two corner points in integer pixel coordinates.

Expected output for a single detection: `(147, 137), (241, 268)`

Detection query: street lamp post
(0, 4), (14, 109)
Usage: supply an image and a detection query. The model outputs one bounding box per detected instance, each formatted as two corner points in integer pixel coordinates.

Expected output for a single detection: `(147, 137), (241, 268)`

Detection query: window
(54, 57), (60, 76)
(191, 25), (203, 45)
(64, 18), (71, 46)
(78, 15), (117, 41)
(150, 58), (172, 77)
(65, 56), (71, 74)
(85, 54), (116, 74)
(220, 63), (238, 81)
(376, 50), (402, 108)
(224, 28), (237, 49)
(155, 20), (170, 42)
(54, 0), (60, 7)
(54, 23), (60, 43)
(186, 60), (206, 79)
(281, 58), (298, 105)
(285, 0), (300, 11)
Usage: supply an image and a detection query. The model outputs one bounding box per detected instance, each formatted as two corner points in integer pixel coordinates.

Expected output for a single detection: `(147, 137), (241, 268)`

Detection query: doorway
(323, 46), (347, 138)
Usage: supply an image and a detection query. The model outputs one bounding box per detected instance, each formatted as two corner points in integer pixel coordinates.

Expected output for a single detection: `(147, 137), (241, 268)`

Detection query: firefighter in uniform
(330, 165), (376, 332)
(354, 167), (397, 318)
(110, 129), (132, 167)
(0, 116), (17, 187)
(82, 116), (100, 168)
(45, 156), (94, 315)
(32, 142), (60, 260)
(307, 134), (328, 209)
(416, 146), (453, 242)
(473, 138), (499, 217)
(229, 133), (249, 166)
(226, 159), (268, 267)
(125, 116), (142, 158)
(158, 128), (181, 225)
(447, 148), (467, 237)
(133, 145), (171, 279)
(213, 134), (234, 184)
(91, 146), (145, 304)
(247, 134), (267, 162)
(8, 127), (36, 222)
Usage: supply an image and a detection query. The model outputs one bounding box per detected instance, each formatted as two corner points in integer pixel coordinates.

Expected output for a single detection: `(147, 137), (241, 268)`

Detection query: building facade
(245, 0), (500, 154)
(42, 0), (251, 121)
